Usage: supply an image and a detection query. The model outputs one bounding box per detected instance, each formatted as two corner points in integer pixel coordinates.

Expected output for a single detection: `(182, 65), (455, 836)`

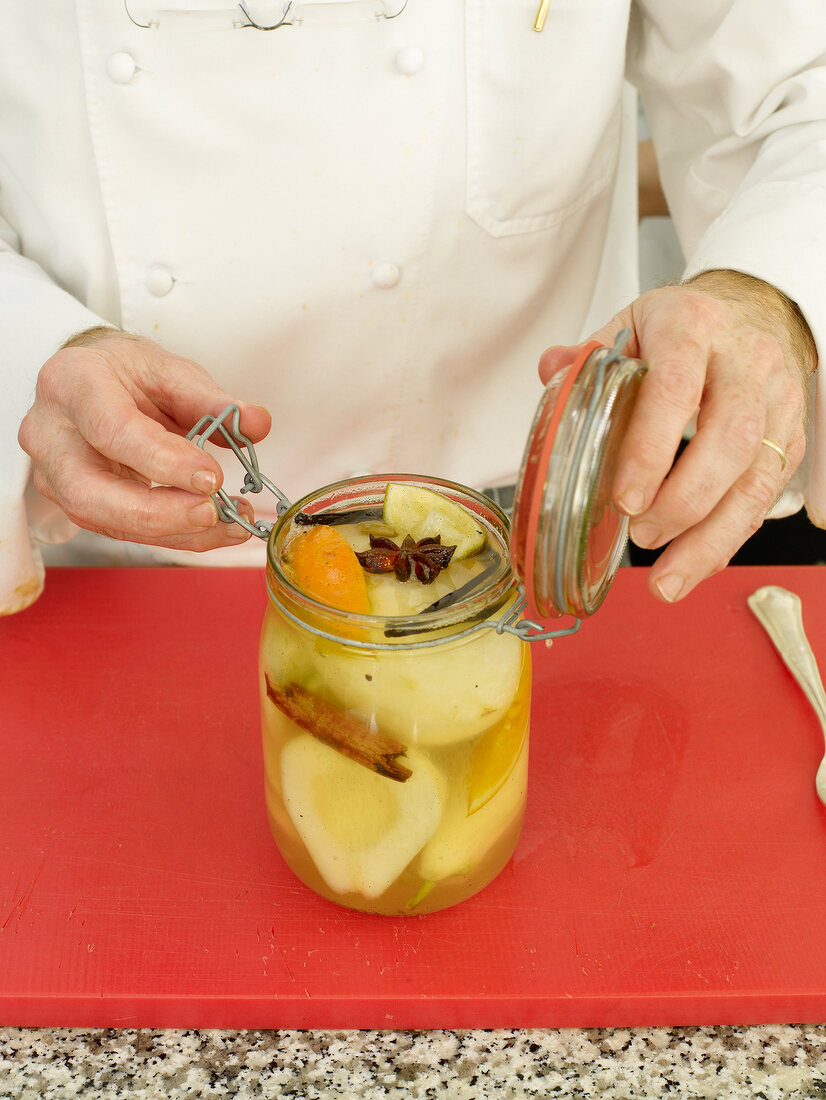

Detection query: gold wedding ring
(761, 437), (788, 471)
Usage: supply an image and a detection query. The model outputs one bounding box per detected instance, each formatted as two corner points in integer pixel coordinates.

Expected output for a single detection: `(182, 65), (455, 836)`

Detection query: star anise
(356, 534), (456, 584)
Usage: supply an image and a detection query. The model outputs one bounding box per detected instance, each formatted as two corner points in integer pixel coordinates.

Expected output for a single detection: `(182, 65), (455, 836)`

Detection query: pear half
(418, 735), (529, 882)
(281, 734), (443, 898)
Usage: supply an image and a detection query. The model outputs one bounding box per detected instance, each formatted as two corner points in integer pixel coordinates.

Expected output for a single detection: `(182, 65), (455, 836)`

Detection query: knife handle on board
(748, 584), (826, 742)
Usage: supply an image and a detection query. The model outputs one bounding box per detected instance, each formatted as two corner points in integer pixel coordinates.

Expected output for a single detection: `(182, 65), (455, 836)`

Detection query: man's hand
(18, 327), (272, 550)
(538, 271), (816, 602)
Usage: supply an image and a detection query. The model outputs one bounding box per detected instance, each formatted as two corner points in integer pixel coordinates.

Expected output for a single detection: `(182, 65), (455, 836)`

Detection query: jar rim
(266, 473), (518, 644)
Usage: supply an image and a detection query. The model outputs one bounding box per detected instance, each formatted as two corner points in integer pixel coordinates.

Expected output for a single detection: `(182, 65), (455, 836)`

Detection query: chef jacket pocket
(466, 0), (629, 238)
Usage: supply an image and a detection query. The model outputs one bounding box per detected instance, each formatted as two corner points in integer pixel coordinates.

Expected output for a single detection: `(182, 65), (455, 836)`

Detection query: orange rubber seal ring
(519, 340), (602, 622)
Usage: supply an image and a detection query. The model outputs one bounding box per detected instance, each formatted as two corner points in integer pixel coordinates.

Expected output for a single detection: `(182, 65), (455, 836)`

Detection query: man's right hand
(18, 327), (272, 550)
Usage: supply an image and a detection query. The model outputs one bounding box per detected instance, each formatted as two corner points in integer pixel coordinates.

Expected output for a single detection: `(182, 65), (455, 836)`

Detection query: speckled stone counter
(3, 1027), (826, 1098)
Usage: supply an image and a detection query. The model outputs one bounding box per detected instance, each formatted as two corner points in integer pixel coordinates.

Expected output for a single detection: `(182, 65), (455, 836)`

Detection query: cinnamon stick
(265, 675), (412, 783)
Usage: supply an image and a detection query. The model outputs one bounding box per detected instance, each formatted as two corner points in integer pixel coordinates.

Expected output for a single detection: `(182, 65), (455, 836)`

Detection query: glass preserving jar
(260, 476), (531, 915)
(188, 330), (646, 916)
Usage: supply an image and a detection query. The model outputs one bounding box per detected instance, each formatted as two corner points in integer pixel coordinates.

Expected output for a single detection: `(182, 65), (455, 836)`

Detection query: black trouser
(629, 506), (826, 567)
(480, 482), (826, 567)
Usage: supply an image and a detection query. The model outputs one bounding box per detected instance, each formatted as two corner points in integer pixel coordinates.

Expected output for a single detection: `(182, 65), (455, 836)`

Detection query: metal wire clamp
(484, 593), (581, 644)
(186, 404), (290, 540)
(187, 403), (581, 645)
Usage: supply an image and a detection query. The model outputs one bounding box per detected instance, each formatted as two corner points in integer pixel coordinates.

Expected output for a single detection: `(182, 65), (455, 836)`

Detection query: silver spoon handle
(747, 585), (826, 727)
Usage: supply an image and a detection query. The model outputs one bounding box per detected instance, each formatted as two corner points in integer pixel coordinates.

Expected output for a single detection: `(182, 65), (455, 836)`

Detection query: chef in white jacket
(3, 0), (823, 615)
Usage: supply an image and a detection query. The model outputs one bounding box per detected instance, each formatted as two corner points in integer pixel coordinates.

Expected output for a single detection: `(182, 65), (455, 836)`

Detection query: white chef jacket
(2, 0), (825, 614)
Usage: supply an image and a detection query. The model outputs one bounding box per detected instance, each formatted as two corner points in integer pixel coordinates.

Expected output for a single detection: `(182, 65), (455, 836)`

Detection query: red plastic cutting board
(2, 565), (826, 1029)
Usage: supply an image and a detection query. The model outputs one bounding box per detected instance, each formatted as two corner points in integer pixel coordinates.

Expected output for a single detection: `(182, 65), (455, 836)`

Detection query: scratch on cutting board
(273, 942), (295, 981)
(1, 856), (47, 932)
(393, 923), (424, 956)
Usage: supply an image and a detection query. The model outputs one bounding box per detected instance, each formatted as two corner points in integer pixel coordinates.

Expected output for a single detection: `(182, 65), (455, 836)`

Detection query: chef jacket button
(394, 46), (425, 76)
(106, 52), (137, 84)
(372, 262), (401, 289)
(145, 265), (174, 297)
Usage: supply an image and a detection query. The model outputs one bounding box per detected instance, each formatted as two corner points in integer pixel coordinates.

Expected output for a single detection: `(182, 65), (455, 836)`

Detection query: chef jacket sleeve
(0, 220), (108, 615)
(627, 0), (826, 523)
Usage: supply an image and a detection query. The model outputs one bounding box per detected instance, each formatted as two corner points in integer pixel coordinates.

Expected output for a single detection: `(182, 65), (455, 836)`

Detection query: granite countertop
(2, 1026), (826, 1098)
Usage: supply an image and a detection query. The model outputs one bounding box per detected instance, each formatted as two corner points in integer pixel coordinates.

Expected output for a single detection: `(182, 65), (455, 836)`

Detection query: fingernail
(238, 402), (271, 421)
(655, 573), (685, 603)
(617, 488), (646, 516)
(630, 521), (660, 549)
(192, 469), (218, 494)
(188, 500), (218, 528)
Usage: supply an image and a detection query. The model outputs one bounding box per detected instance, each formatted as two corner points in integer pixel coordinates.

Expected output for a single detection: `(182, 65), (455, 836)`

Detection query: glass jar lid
(510, 330), (646, 622)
